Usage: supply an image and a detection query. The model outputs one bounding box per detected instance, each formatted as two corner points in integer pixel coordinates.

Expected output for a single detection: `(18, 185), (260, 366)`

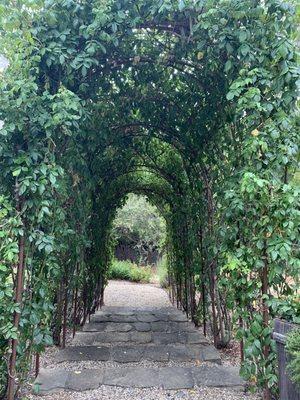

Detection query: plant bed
(273, 319), (300, 400)
(108, 260), (152, 283)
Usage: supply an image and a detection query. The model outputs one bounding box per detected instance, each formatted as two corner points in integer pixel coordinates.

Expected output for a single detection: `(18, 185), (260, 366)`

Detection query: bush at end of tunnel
(108, 260), (152, 283)
(157, 256), (169, 288)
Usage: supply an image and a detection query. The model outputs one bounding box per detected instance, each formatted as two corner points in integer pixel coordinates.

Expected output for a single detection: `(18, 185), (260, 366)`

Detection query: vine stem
(7, 232), (25, 400)
(62, 277), (68, 349)
(73, 264), (79, 338)
(262, 239), (271, 400)
(199, 228), (207, 336)
(35, 353), (40, 378)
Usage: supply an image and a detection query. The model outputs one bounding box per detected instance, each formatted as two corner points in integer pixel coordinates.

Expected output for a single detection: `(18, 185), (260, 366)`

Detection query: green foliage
(157, 256), (169, 288)
(108, 260), (152, 283)
(0, 0), (299, 398)
(286, 329), (300, 388)
(0, 196), (20, 396)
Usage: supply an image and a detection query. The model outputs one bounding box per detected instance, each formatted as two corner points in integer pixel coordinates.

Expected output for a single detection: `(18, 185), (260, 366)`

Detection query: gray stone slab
(186, 331), (208, 344)
(170, 322), (195, 332)
(159, 367), (194, 389)
(137, 313), (161, 322)
(94, 332), (131, 343)
(134, 322), (151, 332)
(151, 321), (169, 332)
(92, 312), (138, 323)
(155, 307), (178, 313)
(55, 346), (110, 362)
(201, 345), (221, 364)
(144, 345), (170, 362)
(192, 364), (244, 388)
(177, 332), (188, 343)
(101, 306), (136, 314)
(111, 345), (144, 363)
(168, 344), (201, 362)
(34, 364), (243, 393)
(109, 314), (138, 322)
(152, 332), (179, 344)
(73, 332), (98, 345)
(82, 322), (107, 332)
(91, 315), (110, 323)
(168, 313), (188, 322)
(104, 367), (159, 388)
(130, 331), (152, 343)
(66, 369), (104, 391)
(115, 311), (136, 316)
(150, 312), (169, 322)
(34, 369), (69, 394)
(105, 322), (133, 332)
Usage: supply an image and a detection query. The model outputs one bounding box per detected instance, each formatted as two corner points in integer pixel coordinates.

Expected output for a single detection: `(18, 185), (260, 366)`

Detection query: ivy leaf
(240, 44), (250, 56)
(238, 30), (247, 42)
(224, 60), (232, 73)
(0, 264), (7, 271)
(226, 91), (234, 100)
(12, 168), (21, 177)
(178, 0), (185, 11)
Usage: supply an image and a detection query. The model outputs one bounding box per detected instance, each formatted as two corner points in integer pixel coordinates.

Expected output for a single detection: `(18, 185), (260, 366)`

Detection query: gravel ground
(103, 280), (172, 308)
(25, 280), (261, 400)
(26, 386), (260, 400)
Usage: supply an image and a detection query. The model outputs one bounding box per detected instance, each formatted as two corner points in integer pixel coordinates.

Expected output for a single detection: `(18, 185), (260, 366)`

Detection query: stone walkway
(34, 286), (244, 395)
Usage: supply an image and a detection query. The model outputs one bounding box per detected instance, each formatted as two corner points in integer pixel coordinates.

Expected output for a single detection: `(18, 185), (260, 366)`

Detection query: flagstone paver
(34, 365), (244, 394)
(34, 286), (244, 394)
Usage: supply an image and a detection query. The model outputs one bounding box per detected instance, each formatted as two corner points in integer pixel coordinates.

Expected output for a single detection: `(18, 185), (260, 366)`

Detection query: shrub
(286, 329), (300, 388)
(157, 256), (169, 288)
(108, 260), (152, 283)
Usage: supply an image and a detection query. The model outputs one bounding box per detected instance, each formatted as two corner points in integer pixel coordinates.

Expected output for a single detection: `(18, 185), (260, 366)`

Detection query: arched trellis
(0, 1), (298, 400)
(90, 168), (197, 312)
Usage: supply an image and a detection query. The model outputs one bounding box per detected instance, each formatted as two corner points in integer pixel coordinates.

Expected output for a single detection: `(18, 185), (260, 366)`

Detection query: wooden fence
(273, 319), (300, 400)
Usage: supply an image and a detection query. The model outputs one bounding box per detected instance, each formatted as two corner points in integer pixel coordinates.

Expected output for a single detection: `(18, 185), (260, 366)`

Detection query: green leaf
(0, 264), (7, 271)
(178, 0), (185, 11)
(238, 30), (247, 42)
(12, 168), (21, 177)
(224, 60), (232, 73)
(226, 91), (234, 100)
(44, 244), (53, 254)
(49, 174), (56, 185)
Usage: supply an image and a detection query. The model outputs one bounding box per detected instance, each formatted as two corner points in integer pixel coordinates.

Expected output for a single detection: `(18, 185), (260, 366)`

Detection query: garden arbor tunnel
(0, 1), (298, 399)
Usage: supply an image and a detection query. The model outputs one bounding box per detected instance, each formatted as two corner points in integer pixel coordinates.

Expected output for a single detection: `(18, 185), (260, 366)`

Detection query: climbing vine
(0, 1), (299, 399)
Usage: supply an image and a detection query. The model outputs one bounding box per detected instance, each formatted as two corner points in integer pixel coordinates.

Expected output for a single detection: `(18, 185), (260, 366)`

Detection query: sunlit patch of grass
(108, 259), (152, 283)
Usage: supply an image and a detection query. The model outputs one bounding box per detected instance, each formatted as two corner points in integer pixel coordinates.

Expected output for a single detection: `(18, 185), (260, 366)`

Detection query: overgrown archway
(0, 1), (299, 399)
